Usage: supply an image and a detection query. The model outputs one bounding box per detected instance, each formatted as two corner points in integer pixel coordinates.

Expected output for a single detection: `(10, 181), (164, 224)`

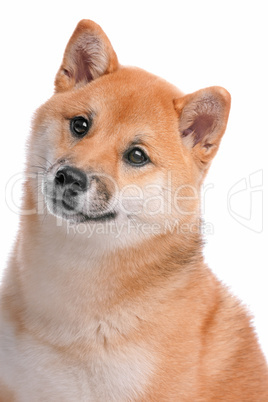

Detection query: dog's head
(28, 20), (230, 247)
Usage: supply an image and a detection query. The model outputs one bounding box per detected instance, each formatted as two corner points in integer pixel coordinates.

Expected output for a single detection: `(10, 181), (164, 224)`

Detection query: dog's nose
(55, 166), (87, 193)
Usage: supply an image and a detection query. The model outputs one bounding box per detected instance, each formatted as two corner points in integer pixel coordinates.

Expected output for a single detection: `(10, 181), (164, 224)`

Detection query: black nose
(55, 166), (87, 193)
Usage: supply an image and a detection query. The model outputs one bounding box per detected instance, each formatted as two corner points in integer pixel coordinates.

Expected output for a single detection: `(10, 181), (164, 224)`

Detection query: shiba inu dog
(0, 19), (267, 401)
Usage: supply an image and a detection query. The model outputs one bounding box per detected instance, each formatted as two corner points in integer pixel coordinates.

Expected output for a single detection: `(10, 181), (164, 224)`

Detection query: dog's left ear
(174, 87), (231, 166)
(55, 20), (119, 92)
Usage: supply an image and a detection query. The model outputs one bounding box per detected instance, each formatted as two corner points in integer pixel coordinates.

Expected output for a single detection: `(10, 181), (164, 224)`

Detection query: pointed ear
(174, 87), (231, 166)
(54, 20), (119, 92)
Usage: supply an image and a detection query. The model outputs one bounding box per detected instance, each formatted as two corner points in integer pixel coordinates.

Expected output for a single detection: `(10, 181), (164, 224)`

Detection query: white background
(0, 1), (267, 361)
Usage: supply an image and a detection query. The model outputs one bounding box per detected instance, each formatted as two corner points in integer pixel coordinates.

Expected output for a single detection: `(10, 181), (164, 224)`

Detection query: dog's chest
(0, 312), (154, 401)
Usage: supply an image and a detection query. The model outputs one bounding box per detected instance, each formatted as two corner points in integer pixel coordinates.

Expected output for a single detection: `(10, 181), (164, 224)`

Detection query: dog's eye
(70, 116), (91, 138)
(125, 147), (149, 166)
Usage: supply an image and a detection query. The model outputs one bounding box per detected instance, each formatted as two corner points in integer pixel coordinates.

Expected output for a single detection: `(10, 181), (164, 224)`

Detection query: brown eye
(125, 147), (149, 166)
(70, 116), (91, 138)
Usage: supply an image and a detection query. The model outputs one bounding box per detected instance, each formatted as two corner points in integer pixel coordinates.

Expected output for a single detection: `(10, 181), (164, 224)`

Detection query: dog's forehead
(91, 67), (182, 108)
(52, 67), (182, 120)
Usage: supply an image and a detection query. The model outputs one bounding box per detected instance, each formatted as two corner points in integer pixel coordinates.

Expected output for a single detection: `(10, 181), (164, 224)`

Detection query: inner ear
(174, 87), (231, 151)
(182, 113), (216, 147)
(55, 20), (119, 92)
(69, 34), (106, 84)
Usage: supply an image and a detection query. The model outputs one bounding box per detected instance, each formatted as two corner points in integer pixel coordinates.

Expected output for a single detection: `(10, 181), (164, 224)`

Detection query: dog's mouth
(51, 197), (117, 223)
(76, 211), (117, 222)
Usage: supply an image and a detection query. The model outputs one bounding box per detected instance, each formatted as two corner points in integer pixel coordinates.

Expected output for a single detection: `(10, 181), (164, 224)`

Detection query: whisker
(28, 171), (45, 178)
(31, 154), (53, 167)
(30, 165), (47, 171)
(33, 184), (43, 192)
(41, 208), (48, 224)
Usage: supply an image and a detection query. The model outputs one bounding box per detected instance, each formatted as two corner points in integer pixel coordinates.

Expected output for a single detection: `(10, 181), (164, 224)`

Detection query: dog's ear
(174, 87), (231, 166)
(54, 20), (119, 92)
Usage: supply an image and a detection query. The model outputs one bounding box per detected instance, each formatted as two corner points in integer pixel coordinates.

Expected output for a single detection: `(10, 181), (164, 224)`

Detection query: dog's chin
(46, 198), (117, 223)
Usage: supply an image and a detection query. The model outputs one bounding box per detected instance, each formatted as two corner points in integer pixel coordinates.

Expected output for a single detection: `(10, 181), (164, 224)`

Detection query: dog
(0, 19), (267, 401)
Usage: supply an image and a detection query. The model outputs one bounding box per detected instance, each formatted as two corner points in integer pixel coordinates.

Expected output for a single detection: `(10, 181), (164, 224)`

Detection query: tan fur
(0, 381), (14, 402)
(1, 20), (267, 401)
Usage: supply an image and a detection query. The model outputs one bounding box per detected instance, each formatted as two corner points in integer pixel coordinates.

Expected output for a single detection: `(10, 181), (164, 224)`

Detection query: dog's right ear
(54, 20), (119, 92)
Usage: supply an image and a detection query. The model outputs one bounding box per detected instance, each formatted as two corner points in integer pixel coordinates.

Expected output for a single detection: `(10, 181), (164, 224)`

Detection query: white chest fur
(0, 310), (154, 401)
